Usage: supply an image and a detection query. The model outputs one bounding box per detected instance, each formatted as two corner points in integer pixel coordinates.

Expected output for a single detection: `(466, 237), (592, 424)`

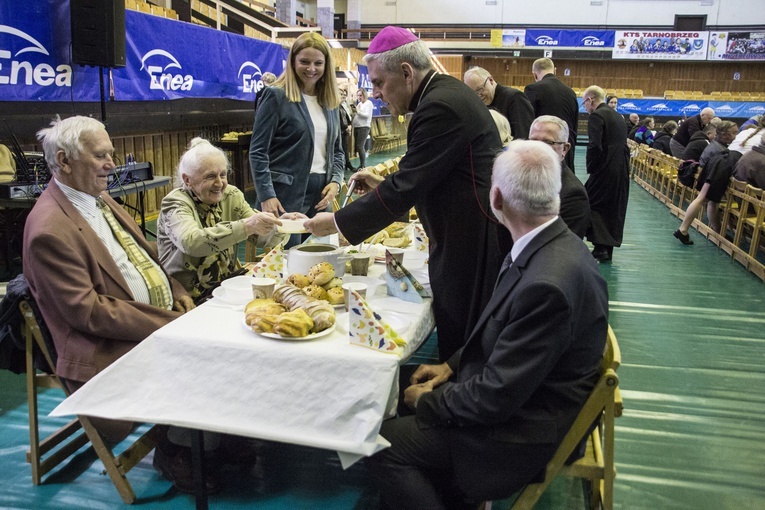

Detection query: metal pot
(287, 244), (352, 277)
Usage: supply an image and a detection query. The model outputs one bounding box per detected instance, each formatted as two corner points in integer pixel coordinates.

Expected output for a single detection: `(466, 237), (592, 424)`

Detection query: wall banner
(578, 98), (764, 118)
(524, 30), (614, 48)
(613, 30), (709, 60)
(708, 31), (765, 61)
(112, 11), (284, 101)
(0, 0), (101, 102)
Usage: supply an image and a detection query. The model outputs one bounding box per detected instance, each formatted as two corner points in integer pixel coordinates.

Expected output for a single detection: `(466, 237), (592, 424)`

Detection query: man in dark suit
(670, 107), (716, 158)
(367, 140), (609, 509)
(23, 116), (224, 494)
(464, 66), (534, 139)
(582, 85), (630, 262)
(524, 58), (579, 172)
(529, 115), (590, 238)
(306, 27), (503, 362)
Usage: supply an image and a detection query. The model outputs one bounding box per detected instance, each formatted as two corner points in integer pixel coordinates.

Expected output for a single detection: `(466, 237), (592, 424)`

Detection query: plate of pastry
(242, 317), (335, 341)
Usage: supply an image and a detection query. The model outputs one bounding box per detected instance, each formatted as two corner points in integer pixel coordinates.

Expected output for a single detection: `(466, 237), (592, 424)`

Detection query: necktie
(97, 197), (172, 309)
(494, 254), (513, 291)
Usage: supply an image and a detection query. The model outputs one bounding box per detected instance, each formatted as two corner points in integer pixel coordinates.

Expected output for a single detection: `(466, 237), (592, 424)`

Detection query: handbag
(677, 159), (699, 187)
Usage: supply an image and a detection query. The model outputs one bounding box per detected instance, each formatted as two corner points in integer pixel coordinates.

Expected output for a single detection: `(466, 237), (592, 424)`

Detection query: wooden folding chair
(510, 325), (623, 510)
(21, 299), (160, 504)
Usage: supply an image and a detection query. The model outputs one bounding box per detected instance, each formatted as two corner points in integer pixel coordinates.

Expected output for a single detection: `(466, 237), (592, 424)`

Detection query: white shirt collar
(510, 217), (558, 263)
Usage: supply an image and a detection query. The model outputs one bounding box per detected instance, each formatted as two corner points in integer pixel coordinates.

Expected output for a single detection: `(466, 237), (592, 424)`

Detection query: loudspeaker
(70, 0), (126, 68)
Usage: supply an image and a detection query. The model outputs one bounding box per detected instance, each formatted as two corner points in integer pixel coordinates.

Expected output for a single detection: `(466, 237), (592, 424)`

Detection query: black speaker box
(70, 0), (126, 67)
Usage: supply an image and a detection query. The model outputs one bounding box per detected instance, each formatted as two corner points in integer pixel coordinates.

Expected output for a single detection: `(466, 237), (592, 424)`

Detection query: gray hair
(176, 137), (229, 188)
(37, 115), (106, 175)
(584, 85), (605, 102)
(490, 110), (512, 147)
(464, 66), (491, 82)
(531, 115), (569, 143)
(363, 39), (432, 73)
(492, 140), (561, 217)
(532, 58), (554, 74)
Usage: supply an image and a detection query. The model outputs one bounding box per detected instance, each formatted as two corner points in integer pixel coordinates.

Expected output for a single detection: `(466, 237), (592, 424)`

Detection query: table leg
(191, 429), (208, 510)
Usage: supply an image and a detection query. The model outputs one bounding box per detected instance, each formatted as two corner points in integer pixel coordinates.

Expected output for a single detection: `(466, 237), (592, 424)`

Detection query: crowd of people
(22, 22), (763, 508)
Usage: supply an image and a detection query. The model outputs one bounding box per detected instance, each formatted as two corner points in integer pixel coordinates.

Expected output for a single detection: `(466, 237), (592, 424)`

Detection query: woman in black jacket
(653, 121), (677, 155)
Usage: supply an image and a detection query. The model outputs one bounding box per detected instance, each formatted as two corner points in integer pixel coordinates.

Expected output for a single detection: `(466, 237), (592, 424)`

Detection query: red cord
(470, 144), (500, 224)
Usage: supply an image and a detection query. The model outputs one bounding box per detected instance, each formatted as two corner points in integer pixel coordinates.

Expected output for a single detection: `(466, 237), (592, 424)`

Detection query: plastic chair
(21, 299), (161, 504)
(510, 325), (622, 510)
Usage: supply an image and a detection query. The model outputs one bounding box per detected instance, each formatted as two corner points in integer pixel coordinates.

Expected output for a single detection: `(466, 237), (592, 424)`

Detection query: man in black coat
(305, 27), (503, 362)
(582, 85), (630, 262)
(464, 66), (534, 139)
(528, 115), (590, 239)
(367, 140), (609, 509)
(670, 107), (715, 158)
(524, 58), (579, 172)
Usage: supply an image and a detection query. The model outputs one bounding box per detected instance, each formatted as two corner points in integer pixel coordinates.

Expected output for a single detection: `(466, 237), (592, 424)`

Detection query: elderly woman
(158, 138), (302, 298)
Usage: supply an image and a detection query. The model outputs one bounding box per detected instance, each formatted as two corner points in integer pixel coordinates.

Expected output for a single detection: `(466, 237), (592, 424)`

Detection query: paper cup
(351, 253), (371, 276)
(251, 277), (276, 299)
(342, 282), (367, 312)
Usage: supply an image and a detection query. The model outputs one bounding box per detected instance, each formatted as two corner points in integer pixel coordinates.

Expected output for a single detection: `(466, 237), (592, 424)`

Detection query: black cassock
(585, 103), (630, 247)
(335, 71), (503, 361)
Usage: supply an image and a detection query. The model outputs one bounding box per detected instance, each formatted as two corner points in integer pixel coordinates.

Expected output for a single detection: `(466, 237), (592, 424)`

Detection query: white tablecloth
(51, 264), (433, 468)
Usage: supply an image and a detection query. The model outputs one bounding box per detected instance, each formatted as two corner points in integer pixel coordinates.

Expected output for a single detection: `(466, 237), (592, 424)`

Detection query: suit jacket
(673, 113), (704, 147)
(490, 83), (534, 139)
(248, 86), (345, 213)
(23, 180), (187, 383)
(524, 74), (579, 172)
(560, 162), (590, 239)
(585, 103), (630, 246)
(416, 218), (609, 500)
(335, 71), (503, 361)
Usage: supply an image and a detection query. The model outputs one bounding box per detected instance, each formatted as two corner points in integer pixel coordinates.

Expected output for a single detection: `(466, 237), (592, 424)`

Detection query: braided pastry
(273, 284), (336, 332)
(273, 309), (313, 337)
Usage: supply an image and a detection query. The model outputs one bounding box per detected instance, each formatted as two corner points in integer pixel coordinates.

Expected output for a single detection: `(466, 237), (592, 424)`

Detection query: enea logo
(681, 104), (701, 112)
(140, 50), (192, 91)
(620, 102), (638, 109)
(535, 36), (559, 46)
(715, 104), (735, 113)
(582, 36), (606, 47)
(238, 62), (264, 94)
(748, 105), (765, 113)
(0, 25), (71, 87)
(648, 103), (672, 111)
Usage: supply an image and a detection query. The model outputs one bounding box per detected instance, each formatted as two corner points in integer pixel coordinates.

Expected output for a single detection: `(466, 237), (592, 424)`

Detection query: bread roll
(326, 287), (344, 305)
(308, 262), (335, 286)
(287, 273), (311, 288)
(303, 284), (329, 301)
(322, 277), (343, 290)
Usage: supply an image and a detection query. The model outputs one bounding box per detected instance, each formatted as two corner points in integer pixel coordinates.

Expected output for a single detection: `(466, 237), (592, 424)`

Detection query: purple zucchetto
(367, 26), (419, 54)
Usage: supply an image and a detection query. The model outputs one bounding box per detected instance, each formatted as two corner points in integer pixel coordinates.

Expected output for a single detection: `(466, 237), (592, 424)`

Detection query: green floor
(1, 148), (764, 509)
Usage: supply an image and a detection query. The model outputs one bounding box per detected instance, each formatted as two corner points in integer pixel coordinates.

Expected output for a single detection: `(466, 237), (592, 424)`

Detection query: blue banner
(525, 30), (614, 48)
(113, 11), (283, 101)
(577, 98), (765, 118)
(0, 0), (102, 101)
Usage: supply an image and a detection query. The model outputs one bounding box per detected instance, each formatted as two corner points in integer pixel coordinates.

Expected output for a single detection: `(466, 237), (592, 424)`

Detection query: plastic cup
(251, 277), (276, 299)
(386, 248), (405, 264)
(351, 253), (371, 276)
(342, 282), (368, 312)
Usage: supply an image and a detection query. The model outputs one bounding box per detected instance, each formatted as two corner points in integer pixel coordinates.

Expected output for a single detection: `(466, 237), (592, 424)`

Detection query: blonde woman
(352, 88), (374, 169)
(248, 32), (344, 246)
